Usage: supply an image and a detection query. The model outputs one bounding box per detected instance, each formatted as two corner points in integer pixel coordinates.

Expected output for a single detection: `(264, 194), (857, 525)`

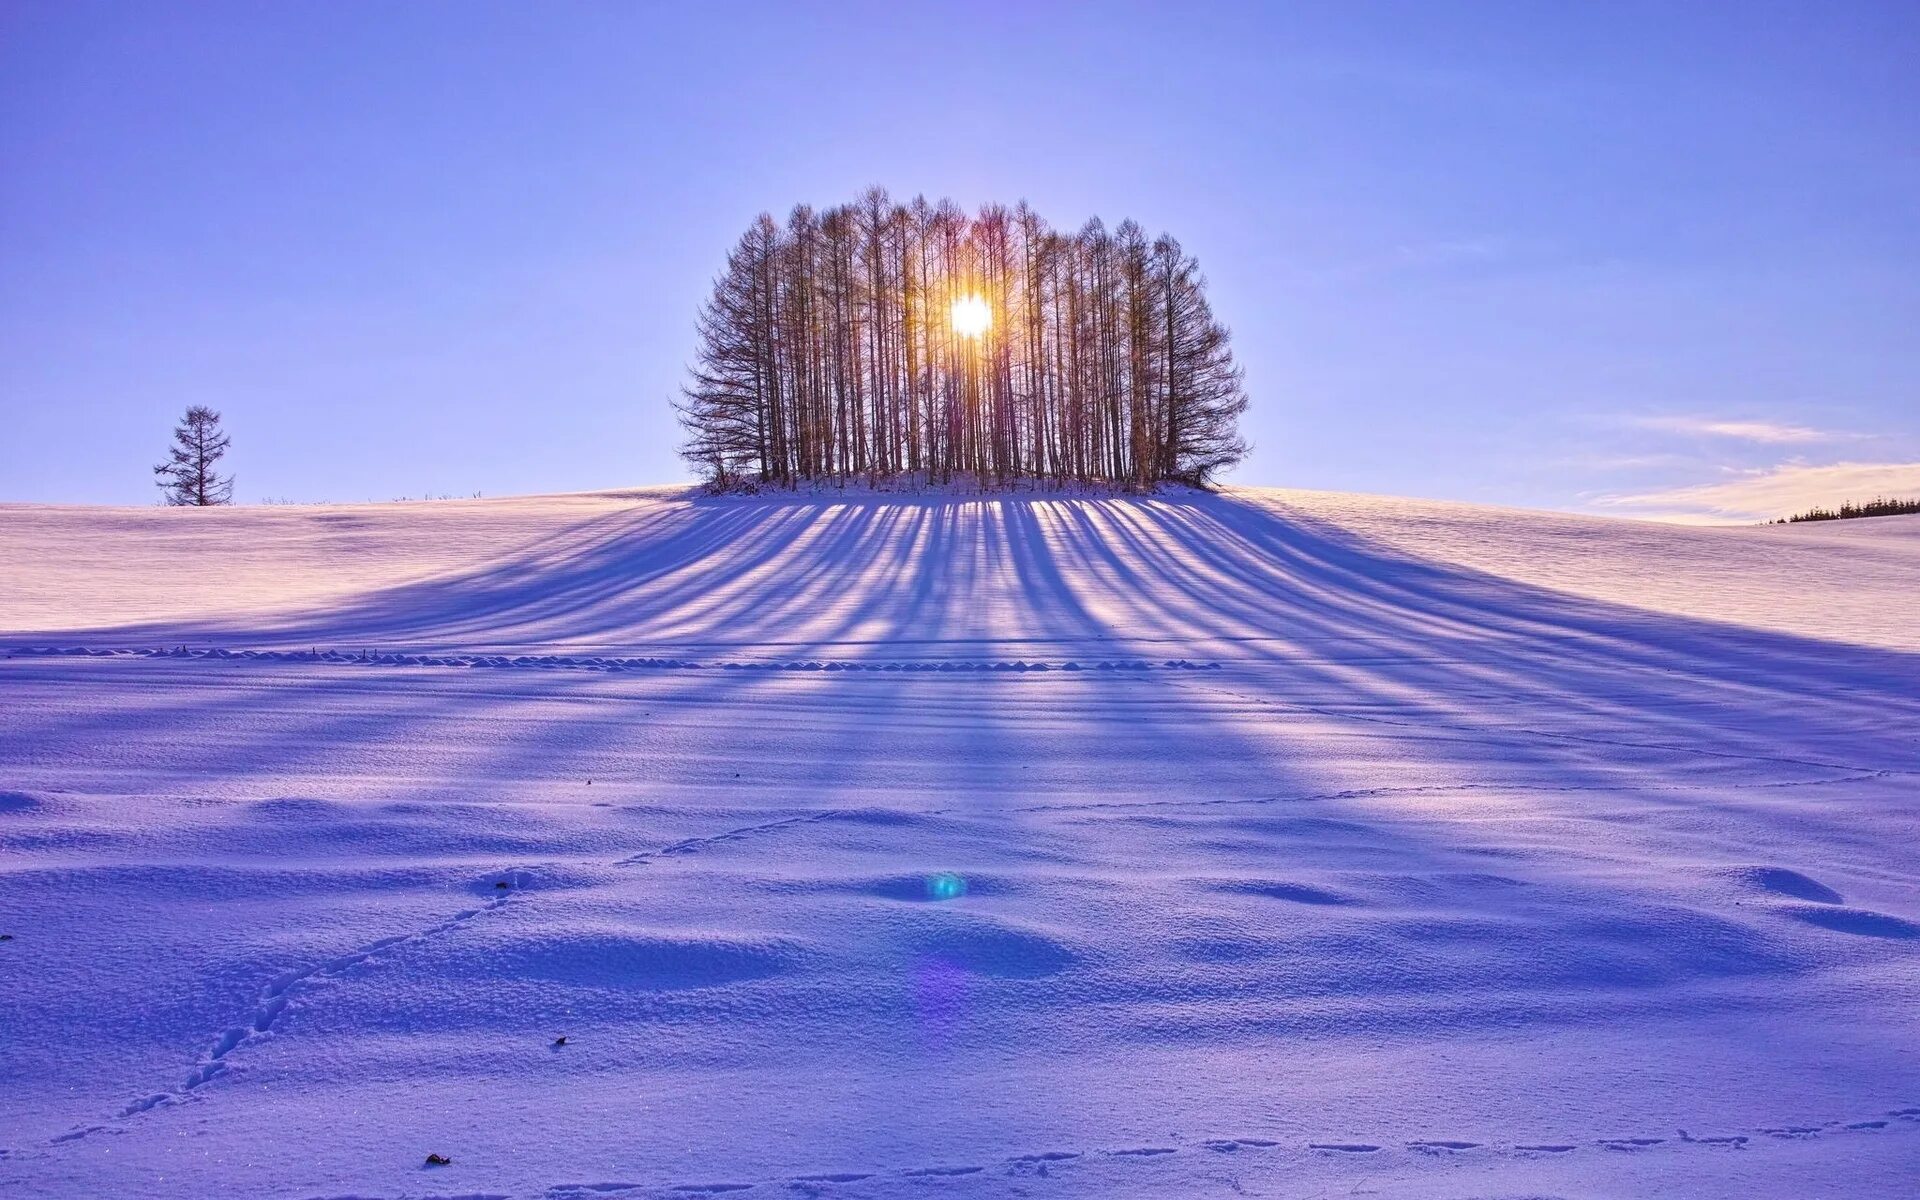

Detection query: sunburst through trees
(678, 189), (1249, 490)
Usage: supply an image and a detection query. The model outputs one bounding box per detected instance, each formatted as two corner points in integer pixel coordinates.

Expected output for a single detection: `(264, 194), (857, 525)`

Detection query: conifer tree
(154, 405), (234, 506)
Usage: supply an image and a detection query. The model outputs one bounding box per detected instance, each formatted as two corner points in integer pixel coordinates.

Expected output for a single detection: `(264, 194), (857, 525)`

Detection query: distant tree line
(1772, 496), (1920, 523)
(678, 188), (1249, 489)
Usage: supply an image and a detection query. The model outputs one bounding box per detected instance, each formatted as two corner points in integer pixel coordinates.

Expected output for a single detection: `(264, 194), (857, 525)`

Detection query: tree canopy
(679, 189), (1249, 490)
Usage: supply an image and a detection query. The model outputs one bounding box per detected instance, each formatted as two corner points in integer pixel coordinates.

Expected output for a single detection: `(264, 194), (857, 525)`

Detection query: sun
(950, 294), (992, 339)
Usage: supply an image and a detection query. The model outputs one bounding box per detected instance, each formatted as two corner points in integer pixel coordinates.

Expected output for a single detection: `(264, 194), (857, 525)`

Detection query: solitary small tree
(154, 406), (234, 506)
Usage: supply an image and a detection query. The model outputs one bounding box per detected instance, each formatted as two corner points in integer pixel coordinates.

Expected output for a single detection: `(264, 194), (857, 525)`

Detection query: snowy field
(2, 486), (1917, 1199)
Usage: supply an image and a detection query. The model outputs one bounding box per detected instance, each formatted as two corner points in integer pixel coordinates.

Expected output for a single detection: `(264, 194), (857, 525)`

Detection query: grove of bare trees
(679, 189), (1249, 490)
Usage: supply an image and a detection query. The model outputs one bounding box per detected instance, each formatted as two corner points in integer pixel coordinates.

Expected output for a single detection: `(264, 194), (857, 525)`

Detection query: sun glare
(950, 294), (992, 339)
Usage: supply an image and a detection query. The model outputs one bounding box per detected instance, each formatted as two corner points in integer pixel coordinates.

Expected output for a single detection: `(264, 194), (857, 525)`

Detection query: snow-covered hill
(2, 487), (1917, 1198)
(5, 486), (1919, 651)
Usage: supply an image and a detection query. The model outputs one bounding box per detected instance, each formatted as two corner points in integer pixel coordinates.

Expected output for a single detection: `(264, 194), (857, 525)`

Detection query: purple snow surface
(1, 487), (1917, 1198)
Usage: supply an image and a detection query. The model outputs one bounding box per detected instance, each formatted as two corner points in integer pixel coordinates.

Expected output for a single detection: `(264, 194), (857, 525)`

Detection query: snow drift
(1, 487), (1916, 1198)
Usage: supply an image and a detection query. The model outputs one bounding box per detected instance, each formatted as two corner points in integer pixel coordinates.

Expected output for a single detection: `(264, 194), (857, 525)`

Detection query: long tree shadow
(18, 487), (1916, 900)
(22, 489), (1915, 718)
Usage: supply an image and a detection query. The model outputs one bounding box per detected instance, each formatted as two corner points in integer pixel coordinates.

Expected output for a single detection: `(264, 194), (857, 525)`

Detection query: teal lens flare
(925, 872), (967, 901)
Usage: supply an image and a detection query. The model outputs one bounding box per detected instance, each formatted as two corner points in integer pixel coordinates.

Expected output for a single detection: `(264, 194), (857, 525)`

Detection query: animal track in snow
(1679, 1133), (1748, 1146)
(531, 1101), (1920, 1197)
(8, 643), (1221, 677)
(51, 805), (855, 1147)
(615, 810), (847, 867)
(53, 871), (534, 1143)
(246, 1102), (1920, 1200)
(1203, 1138), (1281, 1152)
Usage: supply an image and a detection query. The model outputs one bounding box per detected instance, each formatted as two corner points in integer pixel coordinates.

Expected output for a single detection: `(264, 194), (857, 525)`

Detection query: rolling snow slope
(1, 486), (1917, 1199)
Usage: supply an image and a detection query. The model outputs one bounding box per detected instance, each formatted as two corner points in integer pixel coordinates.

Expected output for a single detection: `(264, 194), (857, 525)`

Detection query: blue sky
(3, 1), (1916, 519)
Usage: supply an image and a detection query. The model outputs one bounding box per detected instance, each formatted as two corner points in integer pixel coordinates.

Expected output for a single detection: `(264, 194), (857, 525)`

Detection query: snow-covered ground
(2, 486), (1916, 1198)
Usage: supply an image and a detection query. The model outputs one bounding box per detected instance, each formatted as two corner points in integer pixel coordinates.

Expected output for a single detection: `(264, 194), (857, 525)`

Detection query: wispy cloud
(1597, 461), (1920, 523)
(1628, 415), (1857, 444)
(1558, 451), (1698, 472)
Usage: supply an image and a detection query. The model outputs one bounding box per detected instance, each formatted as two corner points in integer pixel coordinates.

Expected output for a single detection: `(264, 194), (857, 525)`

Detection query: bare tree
(154, 405), (234, 506)
(1154, 235), (1249, 484)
